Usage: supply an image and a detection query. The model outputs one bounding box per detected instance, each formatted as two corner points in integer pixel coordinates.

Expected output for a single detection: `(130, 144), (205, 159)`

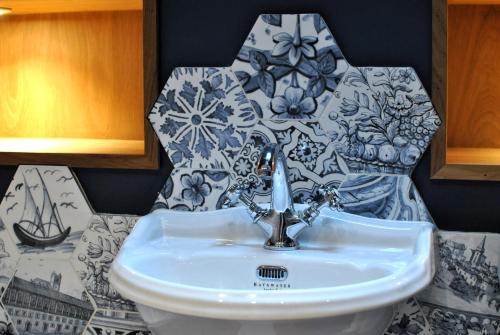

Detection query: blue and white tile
(417, 231), (500, 318)
(152, 169), (232, 212)
(0, 220), (19, 297)
(232, 120), (348, 204)
(85, 310), (150, 335)
(103, 215), (139, 248)
(148, 67), (258, 169)
(338, 174), (433, 222)
(0, 166), (94, 259)
(384, 298), (433, 335)
(0, 302), (17, 335)
(232, 14), (349, 120)
(2, 257), (95, 335)
(72, 214), (138, 312)
(320, 66), (441, 174)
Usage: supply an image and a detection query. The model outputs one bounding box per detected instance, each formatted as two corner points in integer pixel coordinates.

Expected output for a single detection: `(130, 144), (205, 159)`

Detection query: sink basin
(110, 205), (435, 335)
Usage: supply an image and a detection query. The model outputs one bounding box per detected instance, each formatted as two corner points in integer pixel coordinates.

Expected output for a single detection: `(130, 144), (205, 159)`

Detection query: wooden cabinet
(0, 0), (158, 169)
(432, 0), (500, 180)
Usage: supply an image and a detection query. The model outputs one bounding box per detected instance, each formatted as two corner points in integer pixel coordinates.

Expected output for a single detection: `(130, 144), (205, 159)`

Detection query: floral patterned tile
(338, 174), (433, 222)
(0, 166), (94, 259)
(85, 310), (150, 335)
(72, 214), (138, 312)
(148, 67), (258, 170)
(2, 257), (95, 335)
(319, 66), (441, 174)
(417, 231), (500, 319)
(0, 302), (17, 335)
(384, 298), (433, 335)
(232, 14), (349, 120)
(232, 120), (348, 204)
(0, 222), (19, 297)
(152, 169), (232, 212)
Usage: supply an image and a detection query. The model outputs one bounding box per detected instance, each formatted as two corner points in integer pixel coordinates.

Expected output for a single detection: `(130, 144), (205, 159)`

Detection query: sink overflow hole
(256, 265), (288, 281)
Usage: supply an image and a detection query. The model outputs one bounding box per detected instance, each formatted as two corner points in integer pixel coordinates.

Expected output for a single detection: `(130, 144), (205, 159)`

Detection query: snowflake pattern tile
(320, 66), (441, 174)
(0, 166), (93, 259)
(339, 174), (433, 222)
(149, 67), (258, 169)
(232, 120), (347, 204)
(152, 169), (232, 212)
(232, 14), (349, 120)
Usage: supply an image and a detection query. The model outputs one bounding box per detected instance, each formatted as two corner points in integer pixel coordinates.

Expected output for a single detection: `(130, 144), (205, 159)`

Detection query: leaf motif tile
(148, 67), (258, 169)
(232, 14), (349, 120)
(417, 231), (500, 318)
(72, 214), (138, 312)
(0, 166), (94, 259)
(232, 120), (347, 204)
(152, 169), (232, 212)
(85, 310), (150, 335)
(338, 174), (433, 222)
(1, 257), (95, 335)
(320, 66), (441, 174)
(384, 298), (433, 335)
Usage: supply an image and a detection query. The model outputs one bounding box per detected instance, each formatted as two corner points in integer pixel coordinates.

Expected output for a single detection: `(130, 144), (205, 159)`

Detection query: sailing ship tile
(0, 166), (94, 259)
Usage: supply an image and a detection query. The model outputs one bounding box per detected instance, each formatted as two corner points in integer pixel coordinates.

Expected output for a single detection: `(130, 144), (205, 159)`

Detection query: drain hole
(256, 265), (288, 281)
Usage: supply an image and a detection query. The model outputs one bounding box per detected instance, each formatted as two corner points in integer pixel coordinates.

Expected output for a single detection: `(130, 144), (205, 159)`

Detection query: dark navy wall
(0, 0), (499, 232)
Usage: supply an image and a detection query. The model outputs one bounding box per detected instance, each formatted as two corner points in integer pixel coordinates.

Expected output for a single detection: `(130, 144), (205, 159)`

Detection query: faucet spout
(256, 143), (295, 213)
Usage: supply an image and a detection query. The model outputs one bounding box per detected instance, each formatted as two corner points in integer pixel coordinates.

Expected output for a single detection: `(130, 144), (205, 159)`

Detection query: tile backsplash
(0, 12), (498, 335)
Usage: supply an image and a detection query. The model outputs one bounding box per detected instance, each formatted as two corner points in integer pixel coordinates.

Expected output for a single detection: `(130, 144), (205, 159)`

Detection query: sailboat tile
(0, 166), (94, 259)
(148, 67), (258, 169)
(84, 310), (150, 335)
(319, 66), (441, 174)
(232, 14), (349, 120)
(72, 215), (138, 312)
(231, 120), (347, 204)
(338, 174), (433, 222)
(0, 222), (20, 297)
(152, 169), (232, 212)
(1, 257), (95, 335)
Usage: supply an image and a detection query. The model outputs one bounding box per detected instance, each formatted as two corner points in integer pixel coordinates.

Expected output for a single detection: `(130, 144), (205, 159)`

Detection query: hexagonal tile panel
(232, 120), (347, 204)
(338, 174), (433, 222)
(148, 67), (258, 169)
(320, 66), (441, 174)
(385, 298), (432, 335)
(72, 214), (139, 312)
(232, 14), (349, 120)
(2, 257), (95, 335)
(0, 223), (20, 296)
(0, 166), (94, 259)
(152, 169), (232, 212)
(85, 310), (150, 335)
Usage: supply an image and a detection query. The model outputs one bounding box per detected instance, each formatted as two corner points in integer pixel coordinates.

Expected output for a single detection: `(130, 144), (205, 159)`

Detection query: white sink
(110, 206), (435, 335)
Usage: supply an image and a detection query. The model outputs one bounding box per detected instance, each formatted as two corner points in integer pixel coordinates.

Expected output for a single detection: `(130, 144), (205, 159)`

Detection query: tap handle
(319, 185), (344, 212)
(222, 181), (270, 222)
(299, 185), (343, 226)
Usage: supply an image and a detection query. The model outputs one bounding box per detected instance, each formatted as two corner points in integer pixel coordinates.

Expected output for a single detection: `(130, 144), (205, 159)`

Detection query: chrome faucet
(224, 143), (343, 250)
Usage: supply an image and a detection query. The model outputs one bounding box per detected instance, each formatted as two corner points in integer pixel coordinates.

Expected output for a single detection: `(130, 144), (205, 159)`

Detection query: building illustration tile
(232, 14), (349, 120)
(149, 67), (258, 169)
(0, 223), (20, 297)
(338, 174), (433, 222)
(417, 231), (500, 318)
(0, 166), (94, 259)
(72, 215), (138, 312)
(232, 120), (348, 204)
(385, 298), (432, 335)
(0, 302), (17, 335)
(85, 310), (150, 335)
(2, 257), (95, 335)
(320, 66), (441, 174)
(152, 169), (232, 212)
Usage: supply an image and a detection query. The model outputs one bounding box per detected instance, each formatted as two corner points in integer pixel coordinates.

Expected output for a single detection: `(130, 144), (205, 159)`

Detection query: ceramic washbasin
(110, 206), (435, 335)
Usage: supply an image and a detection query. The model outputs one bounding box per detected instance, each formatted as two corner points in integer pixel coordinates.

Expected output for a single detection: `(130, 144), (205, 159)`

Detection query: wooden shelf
(431, 0), (500, 180)
(0, 0), (142, 15)
(0, 0), (158, 169)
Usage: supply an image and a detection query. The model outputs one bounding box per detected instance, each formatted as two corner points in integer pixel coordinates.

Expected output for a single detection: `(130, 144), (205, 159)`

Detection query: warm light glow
(0, 138), (144, 155)
(0, 7), (12, 15)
